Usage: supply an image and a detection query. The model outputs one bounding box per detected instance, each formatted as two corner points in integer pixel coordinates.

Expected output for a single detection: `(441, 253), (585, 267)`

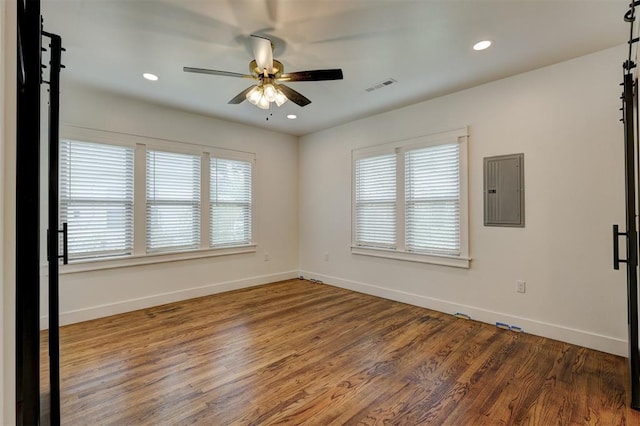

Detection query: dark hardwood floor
(40, 279), (640, 425)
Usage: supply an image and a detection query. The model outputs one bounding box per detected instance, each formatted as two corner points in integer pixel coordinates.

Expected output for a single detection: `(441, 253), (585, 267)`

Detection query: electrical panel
(484, 153), (524, 227)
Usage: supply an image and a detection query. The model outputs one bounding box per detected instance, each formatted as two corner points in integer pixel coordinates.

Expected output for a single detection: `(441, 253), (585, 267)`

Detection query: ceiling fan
(184, 35), (344, 109)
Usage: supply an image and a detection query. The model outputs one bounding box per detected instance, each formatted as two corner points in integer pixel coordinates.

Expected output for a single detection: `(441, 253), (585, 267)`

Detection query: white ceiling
(42, 0), (627, 136)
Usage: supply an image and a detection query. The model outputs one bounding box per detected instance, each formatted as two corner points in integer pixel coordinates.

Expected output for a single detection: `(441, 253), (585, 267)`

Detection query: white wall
(1, 1), (5, 420)
(299, 45), (628, 356)
(2, 0), (17, 423)
(42, 82), (299, 326)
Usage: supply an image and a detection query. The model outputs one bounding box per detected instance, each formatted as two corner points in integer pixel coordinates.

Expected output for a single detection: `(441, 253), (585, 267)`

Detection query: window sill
(59, 244), (257, 274)
(351, 246), (470, 269)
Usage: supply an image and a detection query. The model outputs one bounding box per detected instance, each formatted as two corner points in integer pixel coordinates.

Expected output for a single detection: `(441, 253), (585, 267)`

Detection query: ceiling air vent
(365, 78), (397, 92)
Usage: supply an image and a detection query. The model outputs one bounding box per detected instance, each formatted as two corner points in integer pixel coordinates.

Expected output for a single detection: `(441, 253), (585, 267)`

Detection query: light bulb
(274, 89), (288, 107)
(246, 86), (262, 105)
(257, 94), (270, 109)
(263, 83), (277, 102)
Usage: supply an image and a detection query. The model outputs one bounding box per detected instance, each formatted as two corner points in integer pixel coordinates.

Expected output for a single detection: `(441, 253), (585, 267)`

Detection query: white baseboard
(40, 270), (298, 329)
(298, 270), (627, 357)
(41, 268), (627, 358)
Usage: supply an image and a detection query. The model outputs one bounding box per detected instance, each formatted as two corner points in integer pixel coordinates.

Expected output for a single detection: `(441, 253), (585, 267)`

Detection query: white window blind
(354, 153), (397, 248)
(146, 150), (201, 253)
(405, 143), (460, 255)
(210, 158), (252, 247)
(60, 140), (134, 260)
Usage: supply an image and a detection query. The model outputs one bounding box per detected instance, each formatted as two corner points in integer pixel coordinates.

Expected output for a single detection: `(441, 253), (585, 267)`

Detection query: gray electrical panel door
(484, 153), (524, 227)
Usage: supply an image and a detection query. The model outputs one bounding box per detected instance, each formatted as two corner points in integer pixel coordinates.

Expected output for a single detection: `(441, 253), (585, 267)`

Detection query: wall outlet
(264, 253), (270, 261)
(516, 280), (526, 293)
(324, 252), (329, 262)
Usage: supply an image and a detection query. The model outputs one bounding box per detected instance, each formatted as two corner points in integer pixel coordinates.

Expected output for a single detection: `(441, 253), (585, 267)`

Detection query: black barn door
(16, 1), (65, 423)
(16, 0), (42, 423)
(615, 2), (640, 411)
(43, 30), (65, 426)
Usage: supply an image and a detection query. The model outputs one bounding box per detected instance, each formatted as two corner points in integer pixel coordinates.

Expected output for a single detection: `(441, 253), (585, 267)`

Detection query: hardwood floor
(40, 279), (640, 425)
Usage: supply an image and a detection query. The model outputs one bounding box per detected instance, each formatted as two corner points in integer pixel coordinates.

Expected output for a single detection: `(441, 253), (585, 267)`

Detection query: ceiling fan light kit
(274, 90), (288, 107)
(245, 78), (289, 109)
(184, 35), (343, 111)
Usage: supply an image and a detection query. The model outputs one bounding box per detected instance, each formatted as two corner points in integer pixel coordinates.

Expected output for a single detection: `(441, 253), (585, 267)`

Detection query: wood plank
(39, 279), (640, 424)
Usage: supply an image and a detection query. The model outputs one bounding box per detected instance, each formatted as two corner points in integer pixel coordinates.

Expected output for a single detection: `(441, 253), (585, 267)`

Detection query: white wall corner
(298, 270), (628, 357)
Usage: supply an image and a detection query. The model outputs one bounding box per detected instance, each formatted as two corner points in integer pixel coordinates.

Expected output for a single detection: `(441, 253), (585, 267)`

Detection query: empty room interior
(5, 0), (640, 424)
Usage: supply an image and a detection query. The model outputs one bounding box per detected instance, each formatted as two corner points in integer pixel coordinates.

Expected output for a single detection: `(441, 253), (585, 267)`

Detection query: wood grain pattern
(39, 279), (640, 425)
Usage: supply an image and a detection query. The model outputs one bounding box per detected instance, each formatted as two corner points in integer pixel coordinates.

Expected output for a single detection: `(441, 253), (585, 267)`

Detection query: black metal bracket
(58, 223), (68, 265)
(46, 223), (68, 265)
(626, 1), (640, 22)
(614, 224), (631, 270)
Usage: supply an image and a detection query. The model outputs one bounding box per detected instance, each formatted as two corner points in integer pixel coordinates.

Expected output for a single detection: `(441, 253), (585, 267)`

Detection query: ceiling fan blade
(250, 35), (274, 74)
(278, 84), (311, 107)
(277, 69), (344, 82)
(228, 86), (255, 104)
(183, 67), (254, 79)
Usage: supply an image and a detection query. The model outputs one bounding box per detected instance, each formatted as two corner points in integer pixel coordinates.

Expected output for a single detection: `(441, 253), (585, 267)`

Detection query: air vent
(365, 78), (397, 92)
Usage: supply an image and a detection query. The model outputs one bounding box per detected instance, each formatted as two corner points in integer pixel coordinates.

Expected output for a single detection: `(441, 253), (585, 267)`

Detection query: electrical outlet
(264, 253), (270, 262)
(516, 280), (526, 293)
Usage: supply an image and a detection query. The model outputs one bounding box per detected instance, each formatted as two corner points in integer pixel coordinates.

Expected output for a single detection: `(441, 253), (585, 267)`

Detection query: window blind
(354, 153), (397, 248)
(146, 150), (201, 253)
(405, 143), (460, 255)
(60, 140), (134, 260)
(210, 158), (252, 247)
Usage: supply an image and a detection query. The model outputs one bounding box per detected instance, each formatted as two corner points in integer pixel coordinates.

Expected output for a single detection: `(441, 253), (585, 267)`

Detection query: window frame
(58, 125), (256, 274)
(351, 127), (470, 268)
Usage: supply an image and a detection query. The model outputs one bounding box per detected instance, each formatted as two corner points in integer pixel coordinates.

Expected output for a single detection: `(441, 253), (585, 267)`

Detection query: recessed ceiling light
(143, 73), (159, 81)
(287, 114), (297, 120)
(473, 40), (492, 51)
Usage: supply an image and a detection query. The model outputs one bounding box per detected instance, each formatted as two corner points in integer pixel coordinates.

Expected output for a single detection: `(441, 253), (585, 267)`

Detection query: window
(405, 143), (460, 256)
(210, 158), (252, 247)
(352, 128), (469, 268)
(146, 150), (201, 253)
(60, 139), (134, 260)
(58, 128), (257, 270)
(354, 153), (396, 248)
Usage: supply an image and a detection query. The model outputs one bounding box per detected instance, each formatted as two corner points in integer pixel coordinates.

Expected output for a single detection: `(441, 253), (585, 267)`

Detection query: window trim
(59, 125), (257, 272)
(351, 127), (470, 269)
(58, 244), (258, 274)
